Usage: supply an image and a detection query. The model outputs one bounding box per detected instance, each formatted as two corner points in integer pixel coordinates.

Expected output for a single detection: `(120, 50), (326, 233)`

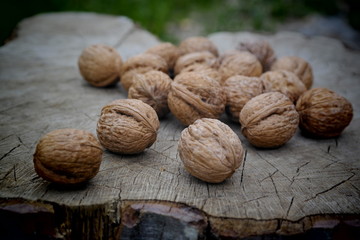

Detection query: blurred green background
(1, 0), (359, 45)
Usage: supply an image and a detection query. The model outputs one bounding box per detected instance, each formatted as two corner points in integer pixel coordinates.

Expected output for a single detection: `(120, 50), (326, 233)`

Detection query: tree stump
(0, 12), (359, 240)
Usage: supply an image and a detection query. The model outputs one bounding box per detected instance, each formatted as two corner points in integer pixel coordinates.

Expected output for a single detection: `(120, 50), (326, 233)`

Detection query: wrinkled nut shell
(33, 128), (103, 185)
(223, 75), (264, 122)
(296, 88), (353, 138)
(174, 51), (218, 75)
(178, 118), (245, 183)
(271, 56), (313, 89)
(168, 72), (226, 126)
(238, 40), (276, 71)
(219, 51), (263, 83)
(146, 42), (181, 70)
(120, 67), (154, 91)
(260, 70), (306, 102)
(97, 99), (160, 154)
(180, 64), (221, 83)
(128, 70), (172, 118)
(240, 92), (299, 148)
(78, 44), (122, 87)
(178, 36), (219, 57)
(121, 53), (168, 75)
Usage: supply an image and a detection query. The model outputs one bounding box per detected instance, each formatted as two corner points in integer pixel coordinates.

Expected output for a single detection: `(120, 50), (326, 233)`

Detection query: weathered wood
(0, 12), (359, 239)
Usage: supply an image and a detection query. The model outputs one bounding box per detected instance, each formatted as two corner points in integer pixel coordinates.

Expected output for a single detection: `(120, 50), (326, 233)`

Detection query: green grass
(0, 0), (348, 45)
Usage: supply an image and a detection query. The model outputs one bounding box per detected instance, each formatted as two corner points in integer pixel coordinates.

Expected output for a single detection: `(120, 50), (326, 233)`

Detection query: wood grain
(0, 12), (359, 239)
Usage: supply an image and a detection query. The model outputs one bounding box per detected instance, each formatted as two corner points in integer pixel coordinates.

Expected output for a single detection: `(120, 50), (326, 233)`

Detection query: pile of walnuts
(33, 36), (353, 185)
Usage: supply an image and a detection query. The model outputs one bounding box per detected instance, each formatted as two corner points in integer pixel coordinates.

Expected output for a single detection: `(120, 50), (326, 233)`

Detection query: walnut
(178, 118), (245, 183)
(271, 56), (313, 89)
(174, 51), (219, 75)
(223, 75), (264, 122)
(237, 39), (276, 71)
(219, 51), (263, 83)
(168, 72), (226, 126)
(239, 92), (299, 148)
(296, 88), (353, 138)
(120, 53), (168, 90)
(260, 70), (306, 102)
(78, 44), (122, 87)
(128, 70), (172, 118)
(97, 99), (160, 154)
(33, 128), (103, 185)
(178, 36), (219, 57)
(146, 42), (181, 70)
(181, 64), (222, 83)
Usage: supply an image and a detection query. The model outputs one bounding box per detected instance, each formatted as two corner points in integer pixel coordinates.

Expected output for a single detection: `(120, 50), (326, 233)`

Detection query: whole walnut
(33, 128), (103, 185)
(174, 51), (219, 75)
(271, 56), (313, 89)
(178, 118), (245, 183)
(120, 67), (153, 91)
(238, 39), (276, 71)
(223, 75), (264, 122)
(260, 70), (306, 102)
(168, 72), (226, 126)
(178, 36), (219, 57)
(146, 42), (181, 70)
(296, 88), (353, 138)
(78, 44), (122, 87)
(128, 70), (172, 118)
(97, 99), (160, 154)
(240, 92), (299, 148)
(219, 51), (263, 83)
(181, 64), (222, 83)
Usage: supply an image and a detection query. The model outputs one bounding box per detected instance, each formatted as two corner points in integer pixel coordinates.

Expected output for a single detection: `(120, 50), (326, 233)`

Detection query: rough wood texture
(0, 12), (359, 239)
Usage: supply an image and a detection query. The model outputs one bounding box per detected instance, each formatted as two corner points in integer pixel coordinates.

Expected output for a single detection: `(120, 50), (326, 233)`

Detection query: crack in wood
(0, 144), (21, 161)
(239, 150), (247, 189)
(285, 196), (294, 218)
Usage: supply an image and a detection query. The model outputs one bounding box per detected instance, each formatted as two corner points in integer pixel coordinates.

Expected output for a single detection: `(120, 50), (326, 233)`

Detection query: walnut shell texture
(296, 88), (353, 138)
(223, 75), (264, 122)
(240, 92), (299, 148)
(146, 42), (181, 70)
(120, 67), (154, 91)
(180, 64), (221, 83)
(178, 118), (245, 183)
(168, 72), (226, 126)
(121, 53), (168, 75)
(33, 128), (103, 185)
(238, 40), (276, 71)
(97, 99), (160, 154)
(271, 56), (313, 89)
(174, 51), (219, 75)
(128, 70), (172, 118)
(178, 36), (219, 57)
(219, 51), (263, 83)
(78, 44), (122, 87)
(260, 70), (306, 102)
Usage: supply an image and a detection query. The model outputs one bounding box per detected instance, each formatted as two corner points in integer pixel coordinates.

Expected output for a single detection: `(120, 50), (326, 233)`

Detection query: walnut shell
(260, 70), (306, 102)
(78, 44), (122, 87)
(219, 51), (263, 83)
(120, 67), (154, 91)
(168, 72), (226, 126)
(178, 118), (245, 183)
(180, 64), (222, 83)
(178, 36), (219, 57)
(128, 70), (172, 118)
(146, 42), (181, 70)
(296, 88), (353, 138)
(97, 99), (160, 154)
(240, 92), (299, 148)
(223, 75), (264, 122)
(174, 51), (219, 75)
(33, 128), (103, 185)
(237, 40), (276, 71)
(121, 53), (168, 75)
(271, 56), (313, 89)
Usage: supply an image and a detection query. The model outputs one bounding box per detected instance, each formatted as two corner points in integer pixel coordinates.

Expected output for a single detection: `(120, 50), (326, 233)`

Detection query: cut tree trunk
(0, 12), (359, 240)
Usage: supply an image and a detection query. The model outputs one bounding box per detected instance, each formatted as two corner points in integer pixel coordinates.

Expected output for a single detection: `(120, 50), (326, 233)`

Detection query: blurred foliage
(1, 0), (357, 45)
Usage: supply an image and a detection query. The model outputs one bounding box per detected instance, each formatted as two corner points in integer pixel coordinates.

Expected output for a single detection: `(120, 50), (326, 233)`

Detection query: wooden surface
(0, 12), (360, 239)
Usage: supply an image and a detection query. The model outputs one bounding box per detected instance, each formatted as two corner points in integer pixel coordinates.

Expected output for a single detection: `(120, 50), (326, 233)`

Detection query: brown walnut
(78, 44), (122, 87)
(260, 70), (306, 102)
(240, 92), (299, 148)
(271, 56), (313, 89)
(223, 75), (264, 122)
(178, 118), (245, 183)
(146, 42), (181, 70)
(97, 99), (160, 154)
(168, 72), (226, 126)
(180, 64), (222, 83)
(178, 36), (219, 57)
(128, 70), (172, 118)
(174, 51), (219, 75)
(296, 88), (353, 138)
(33, 128), (103, 185)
